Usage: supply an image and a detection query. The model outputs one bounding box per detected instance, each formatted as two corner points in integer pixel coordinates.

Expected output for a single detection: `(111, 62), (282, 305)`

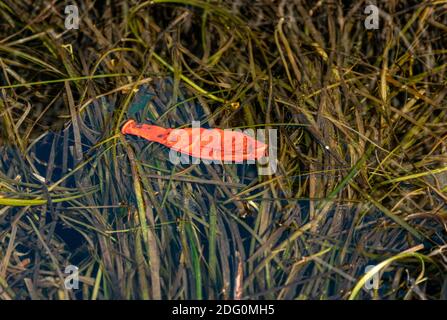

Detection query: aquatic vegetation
(0, 0), (446, 300)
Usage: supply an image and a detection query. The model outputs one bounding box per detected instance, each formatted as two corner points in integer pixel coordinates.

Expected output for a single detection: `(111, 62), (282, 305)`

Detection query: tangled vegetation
(0, 0), (446, 299)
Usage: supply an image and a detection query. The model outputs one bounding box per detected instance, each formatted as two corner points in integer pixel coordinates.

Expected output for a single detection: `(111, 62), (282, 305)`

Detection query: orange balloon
(121, 119), (267, 161)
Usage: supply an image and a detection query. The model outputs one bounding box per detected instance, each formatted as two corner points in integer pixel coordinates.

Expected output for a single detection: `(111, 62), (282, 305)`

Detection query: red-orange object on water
(121, 119), (267, 161)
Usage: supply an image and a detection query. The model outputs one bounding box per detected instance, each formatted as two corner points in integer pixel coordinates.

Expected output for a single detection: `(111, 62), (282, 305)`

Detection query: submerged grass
(0, 0), (446, 300)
